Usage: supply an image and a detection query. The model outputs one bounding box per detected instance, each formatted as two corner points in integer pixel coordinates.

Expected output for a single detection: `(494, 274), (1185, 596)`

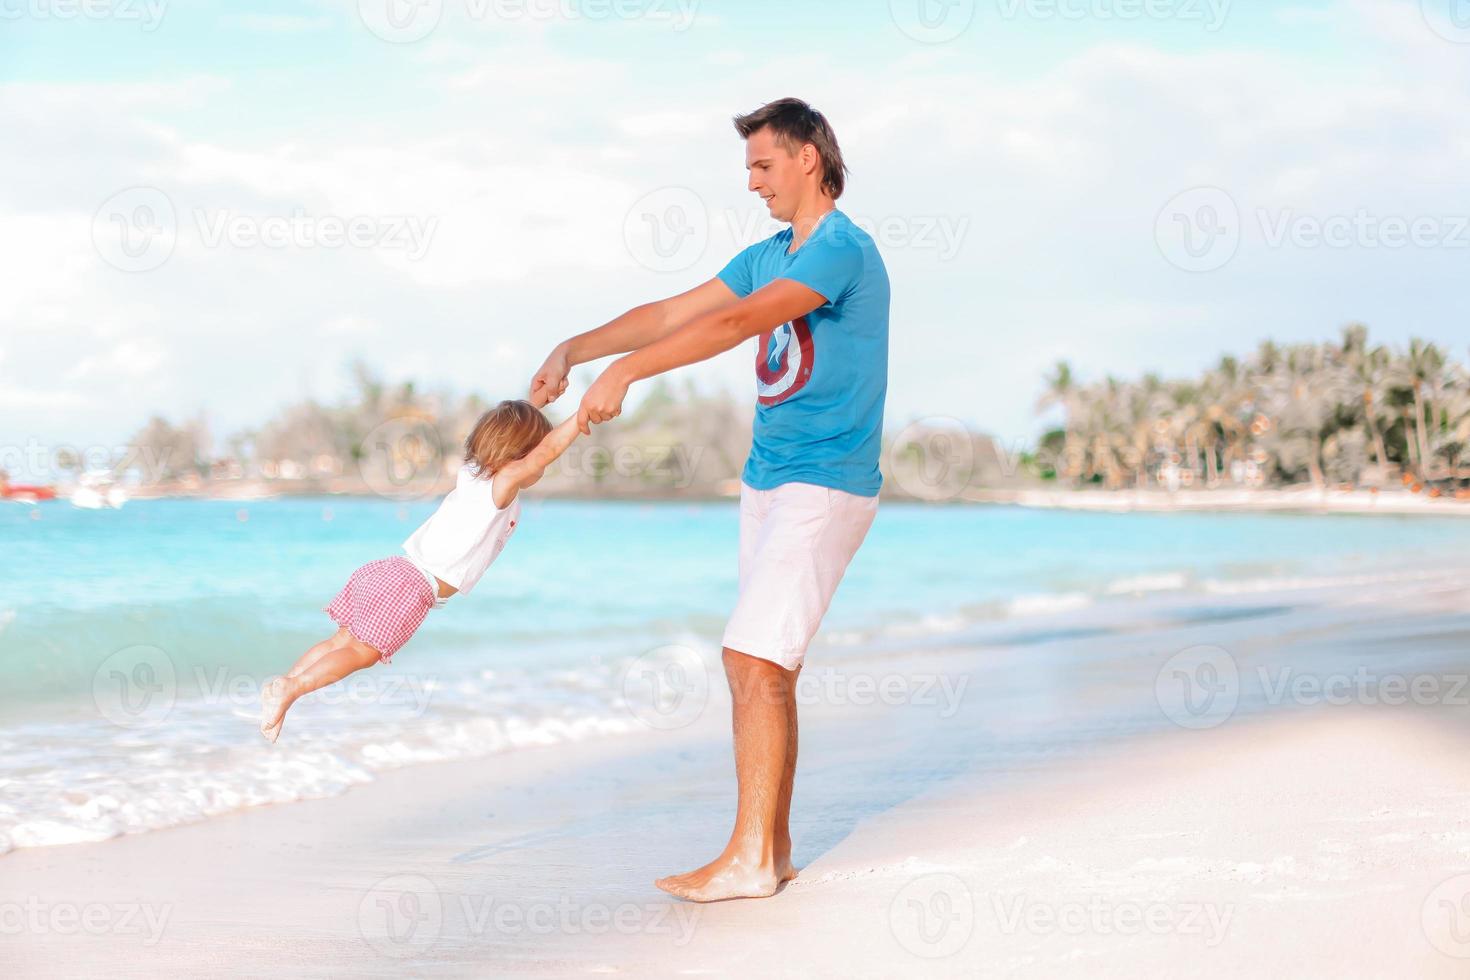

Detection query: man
(528, 97), (889, 902)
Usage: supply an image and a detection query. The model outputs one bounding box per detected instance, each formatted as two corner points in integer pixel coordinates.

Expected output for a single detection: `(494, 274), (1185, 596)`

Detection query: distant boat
(69, 474), (129, 510)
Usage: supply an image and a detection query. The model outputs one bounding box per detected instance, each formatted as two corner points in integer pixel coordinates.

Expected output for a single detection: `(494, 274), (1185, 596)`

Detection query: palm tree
(1391, 339), (1447, 480)
(1340, 324), (1393, 483)
(1036, 361), (1081, 480)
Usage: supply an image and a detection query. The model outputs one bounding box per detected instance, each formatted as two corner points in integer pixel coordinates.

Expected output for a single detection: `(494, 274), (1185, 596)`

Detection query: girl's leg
(260, 637), (383, 742)
(285, 628), (352, 679)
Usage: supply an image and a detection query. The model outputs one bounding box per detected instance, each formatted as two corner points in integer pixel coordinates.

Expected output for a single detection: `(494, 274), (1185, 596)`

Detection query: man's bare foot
(775, 835), (797, 883)
(655, 853), (784, 903)
(259, 675), (292, 743)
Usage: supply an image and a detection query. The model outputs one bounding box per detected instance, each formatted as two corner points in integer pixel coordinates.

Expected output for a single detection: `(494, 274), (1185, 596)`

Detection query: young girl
(258, 400), (579, 742)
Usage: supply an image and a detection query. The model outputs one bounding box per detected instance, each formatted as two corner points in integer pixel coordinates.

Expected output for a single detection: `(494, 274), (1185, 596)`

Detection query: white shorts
(722, 481), (879, 671)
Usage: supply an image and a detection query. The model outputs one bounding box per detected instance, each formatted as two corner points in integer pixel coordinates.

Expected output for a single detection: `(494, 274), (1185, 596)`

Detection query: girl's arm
(491, 416), (581, 510)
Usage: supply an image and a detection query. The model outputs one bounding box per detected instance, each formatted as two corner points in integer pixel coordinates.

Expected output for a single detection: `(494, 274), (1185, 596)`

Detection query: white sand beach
(5, 572), (1470, 977)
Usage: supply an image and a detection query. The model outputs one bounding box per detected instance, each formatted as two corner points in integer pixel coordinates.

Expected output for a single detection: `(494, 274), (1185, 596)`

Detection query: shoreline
(15, 482), (1470, 516)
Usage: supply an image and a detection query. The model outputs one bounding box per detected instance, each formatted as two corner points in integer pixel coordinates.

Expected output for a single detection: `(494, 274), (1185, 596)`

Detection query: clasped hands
(528, 345), (631, 435)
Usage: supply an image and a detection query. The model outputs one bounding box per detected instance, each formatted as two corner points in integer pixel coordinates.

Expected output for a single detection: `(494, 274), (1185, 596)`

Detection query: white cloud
(0, 386), (89, 411)
(618, 110), (711, 138)
(322, 315), (378, 335)
(65, 339), (167, 383)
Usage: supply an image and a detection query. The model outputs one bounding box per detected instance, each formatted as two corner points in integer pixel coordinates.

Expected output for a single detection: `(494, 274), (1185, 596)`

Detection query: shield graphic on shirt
(755, 316), (814, 406)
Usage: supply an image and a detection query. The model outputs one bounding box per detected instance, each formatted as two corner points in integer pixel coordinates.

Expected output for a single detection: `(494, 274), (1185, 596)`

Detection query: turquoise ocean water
(3, 495), (1469, 853)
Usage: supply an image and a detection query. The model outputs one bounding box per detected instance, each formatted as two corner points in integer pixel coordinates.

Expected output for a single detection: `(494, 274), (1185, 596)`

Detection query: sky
(3, 0), (1470, 470)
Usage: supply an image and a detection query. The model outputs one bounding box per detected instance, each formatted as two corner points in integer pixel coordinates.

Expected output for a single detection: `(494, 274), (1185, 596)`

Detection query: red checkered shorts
(325, 556), (434, 663)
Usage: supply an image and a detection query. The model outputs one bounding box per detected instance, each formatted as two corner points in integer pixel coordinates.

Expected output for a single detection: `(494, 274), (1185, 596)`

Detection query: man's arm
(491, 416), (580, 509)
(529, 278), (739, 407)
(576, 278), (827, 431)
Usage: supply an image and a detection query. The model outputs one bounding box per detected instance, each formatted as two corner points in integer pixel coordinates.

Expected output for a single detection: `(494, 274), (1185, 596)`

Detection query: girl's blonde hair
(463, 400), (552, 477)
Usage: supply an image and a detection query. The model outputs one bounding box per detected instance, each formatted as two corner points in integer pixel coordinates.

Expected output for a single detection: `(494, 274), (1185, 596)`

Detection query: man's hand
(576, 363), (632, 434)
(529, 345), (571, 408)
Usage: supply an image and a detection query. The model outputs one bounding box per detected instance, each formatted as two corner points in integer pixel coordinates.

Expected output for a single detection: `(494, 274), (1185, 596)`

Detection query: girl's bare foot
(259, 675), (292, 743)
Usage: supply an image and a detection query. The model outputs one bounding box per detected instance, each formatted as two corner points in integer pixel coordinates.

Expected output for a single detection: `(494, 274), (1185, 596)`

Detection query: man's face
(744, 126), (807, 224)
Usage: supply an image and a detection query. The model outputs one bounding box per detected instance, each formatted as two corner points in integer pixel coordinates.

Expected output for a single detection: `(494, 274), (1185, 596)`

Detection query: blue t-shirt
(717, 210), (890, 497)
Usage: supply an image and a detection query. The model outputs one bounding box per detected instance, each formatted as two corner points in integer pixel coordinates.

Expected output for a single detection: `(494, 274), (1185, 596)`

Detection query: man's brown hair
(463, 399), (552, 477)
(733, 97), (849, 200)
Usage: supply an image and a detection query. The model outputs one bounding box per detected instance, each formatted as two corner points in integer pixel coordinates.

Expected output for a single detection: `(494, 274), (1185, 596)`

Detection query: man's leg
(775, 663), (800, 882)
(655, 647), (796, 902)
